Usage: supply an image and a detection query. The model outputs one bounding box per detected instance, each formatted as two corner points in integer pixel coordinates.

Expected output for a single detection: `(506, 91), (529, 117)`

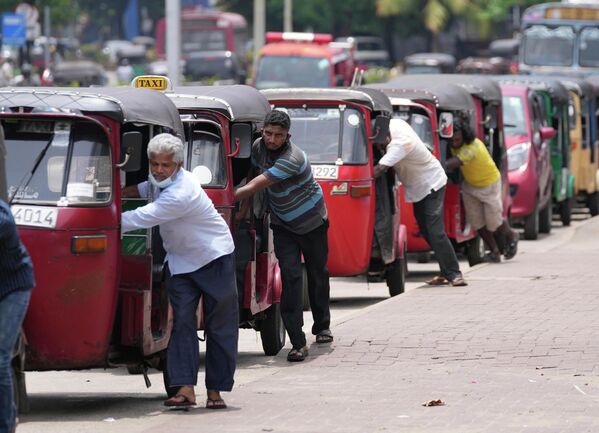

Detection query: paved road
(17, 210), (597, 432)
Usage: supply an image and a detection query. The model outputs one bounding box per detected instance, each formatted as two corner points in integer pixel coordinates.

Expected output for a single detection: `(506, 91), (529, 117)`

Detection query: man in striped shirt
(234, 110), (332, 362)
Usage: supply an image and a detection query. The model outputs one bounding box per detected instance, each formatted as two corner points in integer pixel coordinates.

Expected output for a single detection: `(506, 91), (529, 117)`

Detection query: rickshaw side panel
(20, 207), (120, 370)
(320, 173), (375, 276)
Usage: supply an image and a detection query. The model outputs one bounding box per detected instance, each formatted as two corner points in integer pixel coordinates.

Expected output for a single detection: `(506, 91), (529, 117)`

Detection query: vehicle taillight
(350, 184), (371, 198)
(71, 235), (108, 254)
(265, 32), (332, 44)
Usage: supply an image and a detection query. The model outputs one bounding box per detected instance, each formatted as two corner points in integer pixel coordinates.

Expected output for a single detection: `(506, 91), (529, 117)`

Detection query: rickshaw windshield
(286, 106), (368, 164)
(391, 111), (434, 152)
(523, 25), (574, 66)
(502, 96), (528, 136)
(184, 123), (226, 188)
(255, 56), (331, 89)
(4, 119), (112, 205)
(580, 27), (599, 67)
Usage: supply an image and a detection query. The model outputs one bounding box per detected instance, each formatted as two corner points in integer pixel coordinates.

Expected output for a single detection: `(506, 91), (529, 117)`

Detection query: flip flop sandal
(450, 277), (468, 287)
(287, 346), (308, 362)
(164, 394), (197, 407)
(316, 330), (334, 344)
(504, 234), (519, 260)
(425, 275), (449, 286)
(206, 398), (227, 410)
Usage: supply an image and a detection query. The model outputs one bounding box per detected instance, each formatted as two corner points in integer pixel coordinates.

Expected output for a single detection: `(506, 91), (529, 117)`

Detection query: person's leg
(165, 270), (202, 403)
(0, 290), (31, 433)
(272, 225), (306, 350)
(298, 220), (331, 337)
(189, 253), (238, 406)
(417, 188), (463, 281)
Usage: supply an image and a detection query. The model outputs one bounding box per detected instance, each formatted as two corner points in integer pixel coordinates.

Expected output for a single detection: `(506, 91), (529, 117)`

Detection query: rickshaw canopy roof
(261, 87), (393, 115)
(0, 87), (184, 138)
(369, 80), (474, 112)
(534, 76), (596, 99)
(390, 74), (503, 104)
(493, 75), (570, 104)
(170, 85), (271, 122)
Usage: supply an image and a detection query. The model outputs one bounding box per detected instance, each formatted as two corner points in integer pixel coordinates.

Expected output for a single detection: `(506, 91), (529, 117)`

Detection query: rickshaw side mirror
(371, 115), (390, 145)
(118, 131), (143, 172)
(231, 123), (252, 159)
(484, 109), (498, 129)
(438, 112), (454, 138)
(540, 126), (556, 142)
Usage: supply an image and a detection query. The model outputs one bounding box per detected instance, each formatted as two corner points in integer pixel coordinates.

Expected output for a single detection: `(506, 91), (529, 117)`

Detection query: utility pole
(253, 0), (265, 74)
(166, 0), (181, 86)
(284, 0), (292, 32)
(43, 6), (50, 68)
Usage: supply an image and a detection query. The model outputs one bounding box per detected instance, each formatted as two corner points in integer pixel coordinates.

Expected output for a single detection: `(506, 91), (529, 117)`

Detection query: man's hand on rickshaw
(373, 163), (390, 179)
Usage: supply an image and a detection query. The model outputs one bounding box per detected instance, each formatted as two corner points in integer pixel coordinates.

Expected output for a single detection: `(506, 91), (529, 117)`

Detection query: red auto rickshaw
(369, 80), (485, 265)
(261, 87), (408, 297)
(2, 87), (184, 410)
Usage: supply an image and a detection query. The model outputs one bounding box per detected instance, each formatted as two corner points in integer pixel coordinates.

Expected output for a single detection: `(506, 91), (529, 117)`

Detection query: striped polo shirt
(251, 138), (327, 234)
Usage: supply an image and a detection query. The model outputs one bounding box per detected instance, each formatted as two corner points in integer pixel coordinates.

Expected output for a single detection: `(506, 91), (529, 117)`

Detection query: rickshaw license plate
(11, 205), (58, 229)
(312, 165), (339, 180)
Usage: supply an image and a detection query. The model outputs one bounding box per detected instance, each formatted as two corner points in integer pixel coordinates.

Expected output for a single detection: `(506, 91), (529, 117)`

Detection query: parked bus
(519, 2), (599, 75)
(155, 7), (248, 61)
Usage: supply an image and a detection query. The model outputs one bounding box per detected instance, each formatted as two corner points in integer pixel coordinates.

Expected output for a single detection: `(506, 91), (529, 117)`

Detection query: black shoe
(483, 252), (501, 263)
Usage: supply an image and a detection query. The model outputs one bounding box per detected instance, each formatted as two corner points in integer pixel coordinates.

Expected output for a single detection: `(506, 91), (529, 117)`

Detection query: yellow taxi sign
(131, 75), (172, 92)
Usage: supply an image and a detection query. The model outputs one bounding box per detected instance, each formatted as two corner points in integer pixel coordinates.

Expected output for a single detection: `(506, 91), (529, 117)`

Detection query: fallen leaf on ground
(422, 399), (445, 407)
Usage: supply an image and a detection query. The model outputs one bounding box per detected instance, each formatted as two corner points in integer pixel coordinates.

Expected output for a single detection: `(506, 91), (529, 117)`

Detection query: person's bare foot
(206, 389), (227, 409)
(164, 385), (196, 407)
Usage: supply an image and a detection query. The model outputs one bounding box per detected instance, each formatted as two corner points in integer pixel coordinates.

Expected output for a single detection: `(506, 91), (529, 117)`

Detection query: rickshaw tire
(12, 366), (28, 414)
(539, 203), (552, 234)
(466, 236), (484, 267)
(560, 198), (572, 226)
(386, 257), (406, 297)
(260, 303), (286, 356)
(587, 192), (599, 216)
(523, 204), (539, 240)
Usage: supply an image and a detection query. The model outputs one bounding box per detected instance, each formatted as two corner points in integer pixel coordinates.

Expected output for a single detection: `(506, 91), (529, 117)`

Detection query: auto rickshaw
(495, 76), (576, 229)
(41, 60), (109, 87)
(403, 53), (456, 74)
(2, 86), (184, 409)
(130, 76), (285, 356)
(368, 80), (485, 265)
(456, 57), (512, 75)
(550, 76), (599, 216)
(261, 87), (407, 297)
(390, 74), (512, 225)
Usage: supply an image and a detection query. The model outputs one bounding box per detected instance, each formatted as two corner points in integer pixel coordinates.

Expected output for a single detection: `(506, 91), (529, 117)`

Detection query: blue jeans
(0, 290), (31, 433)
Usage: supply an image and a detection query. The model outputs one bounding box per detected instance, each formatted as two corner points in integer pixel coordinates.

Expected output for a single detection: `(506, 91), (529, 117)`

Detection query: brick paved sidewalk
(146, 218), (599, 433)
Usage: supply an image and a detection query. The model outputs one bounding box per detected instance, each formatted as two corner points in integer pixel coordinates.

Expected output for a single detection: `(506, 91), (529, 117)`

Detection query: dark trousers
(166, 253), (238, 391)
(272, 221), (331, 349)
(413, 187), (462, 281)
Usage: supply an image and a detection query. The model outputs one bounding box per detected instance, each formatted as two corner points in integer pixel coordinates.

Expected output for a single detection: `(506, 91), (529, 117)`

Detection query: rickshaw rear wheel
(587, 192), (599, 216)
(539, 203), (552, 234)
(260, 303), (286, 356)
(523, 204), (539, 240)
(466, 236), (484, 267)
(385, 252), (406, 297)
(12, 366), (28, 414)
(559, 198), (572, 226)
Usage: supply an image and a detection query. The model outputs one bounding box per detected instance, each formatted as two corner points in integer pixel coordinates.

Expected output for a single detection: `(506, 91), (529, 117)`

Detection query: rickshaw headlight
(71, 235), (108, 254)
(507, 142), (530, 172)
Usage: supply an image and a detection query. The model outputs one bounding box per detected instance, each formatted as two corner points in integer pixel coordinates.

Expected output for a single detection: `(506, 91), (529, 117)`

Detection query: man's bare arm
(121, 185), (140, 198)
(445, 156), (463, 172)
(234, 174), (274, 202)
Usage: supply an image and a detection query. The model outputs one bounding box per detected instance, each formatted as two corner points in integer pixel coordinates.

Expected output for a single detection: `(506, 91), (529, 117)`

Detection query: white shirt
(379, 118), (447, 203)
(122, 169), (234, 275)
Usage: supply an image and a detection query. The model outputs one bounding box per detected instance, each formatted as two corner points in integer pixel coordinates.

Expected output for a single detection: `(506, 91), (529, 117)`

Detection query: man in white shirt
(122, 133), (237, 409)
(374, 118), (466, 287)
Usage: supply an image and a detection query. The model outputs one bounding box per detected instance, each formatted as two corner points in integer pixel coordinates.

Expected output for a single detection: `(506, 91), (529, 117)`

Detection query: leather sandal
(426, 275), (449, 286)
